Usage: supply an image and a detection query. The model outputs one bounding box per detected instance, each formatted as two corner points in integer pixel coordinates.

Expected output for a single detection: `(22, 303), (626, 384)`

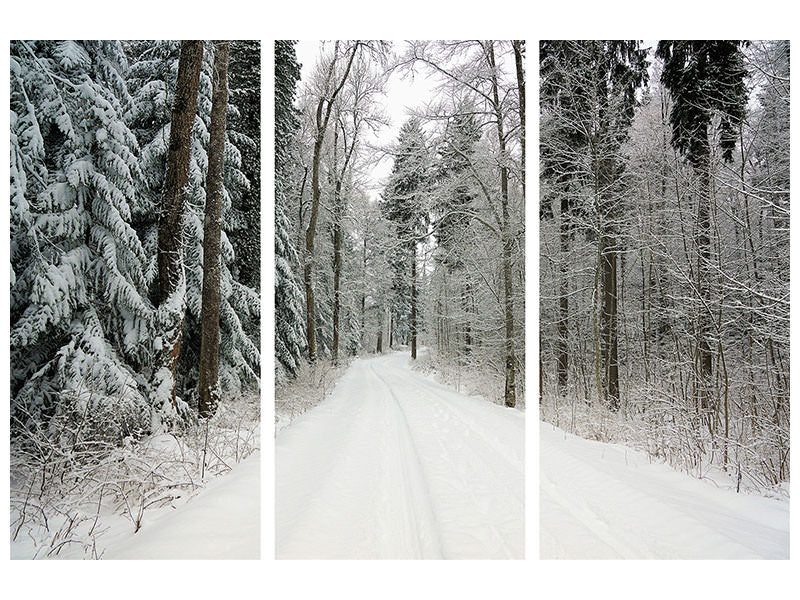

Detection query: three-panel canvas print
(7, 39), (789, 562)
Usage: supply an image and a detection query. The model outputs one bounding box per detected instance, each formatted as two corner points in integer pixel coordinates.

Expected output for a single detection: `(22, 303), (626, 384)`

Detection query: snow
(276, 351), (524, 559)
(102, 452), (260, 559)
(540, 421), (789, 559)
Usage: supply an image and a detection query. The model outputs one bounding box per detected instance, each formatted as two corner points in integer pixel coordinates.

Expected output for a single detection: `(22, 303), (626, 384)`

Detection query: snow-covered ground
(276, 351), (524, 559)
(540, 421), (789, 559)
(11, 396), (260, 560)
(103, 452), (260, 559)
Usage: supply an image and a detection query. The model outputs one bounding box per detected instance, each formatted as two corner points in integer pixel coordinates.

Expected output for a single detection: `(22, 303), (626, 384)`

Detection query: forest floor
(276, 351), (524, 559)
(10, 394), (259, 560)
(540, 421), (789, 559)
(101, 451), (259, 559)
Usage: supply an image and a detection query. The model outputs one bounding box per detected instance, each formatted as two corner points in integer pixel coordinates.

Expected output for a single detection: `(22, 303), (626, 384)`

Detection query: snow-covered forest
(275, 40), (525, 559)
(275, 40), (525, 412)
(539, 40), (789, 559)
(10, 40), (261, 559)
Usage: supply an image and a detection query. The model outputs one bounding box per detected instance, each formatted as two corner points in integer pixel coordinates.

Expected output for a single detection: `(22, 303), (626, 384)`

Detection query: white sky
(295, 40), (438, 201)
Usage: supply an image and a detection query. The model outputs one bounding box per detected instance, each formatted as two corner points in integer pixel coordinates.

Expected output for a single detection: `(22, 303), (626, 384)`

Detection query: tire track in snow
(373, 355), (524, 559)
(276, 353), (524, 559)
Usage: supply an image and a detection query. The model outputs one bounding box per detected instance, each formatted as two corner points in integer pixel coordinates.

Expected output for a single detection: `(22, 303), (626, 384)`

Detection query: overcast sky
(294, 40), (438, 201)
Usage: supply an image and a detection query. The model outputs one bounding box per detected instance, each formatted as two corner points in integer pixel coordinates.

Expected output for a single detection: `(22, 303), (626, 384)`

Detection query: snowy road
(540, 422), (789, 559)
(276, 352), (524, 559)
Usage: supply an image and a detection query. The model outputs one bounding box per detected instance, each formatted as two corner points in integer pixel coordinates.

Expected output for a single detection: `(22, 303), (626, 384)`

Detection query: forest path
(276, 352), (524, 559)
(540, 422), (789, 559)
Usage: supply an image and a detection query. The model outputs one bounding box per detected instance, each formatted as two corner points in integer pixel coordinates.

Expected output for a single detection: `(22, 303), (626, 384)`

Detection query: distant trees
(276, 40), (525, 408)
(304, 41), (361, 361)
(656, 41), (748, 423)
(382, 118), (429, 361)
(540, 40), (789, 488)
(399, 40), (525, 407)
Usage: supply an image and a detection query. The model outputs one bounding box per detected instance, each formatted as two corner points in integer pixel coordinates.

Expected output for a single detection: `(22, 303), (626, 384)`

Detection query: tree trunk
(487, 42), (516, 408)
(332, 179), (343, 363)
(304, 134), (323, 362)
(360, 237), (366, 351)
(462, 281), (472, 354)
(410, 243), (417, 360)
(198, 41), (229, 419)
(598, 156), (620, 411)
(155, 40), (203, 411)
(557, 193), (569, 396)
(389, 310), (393, 348)
(512, 40), (525, 198)
(695, 146), (714, 417)
(599, 231), (620, 411)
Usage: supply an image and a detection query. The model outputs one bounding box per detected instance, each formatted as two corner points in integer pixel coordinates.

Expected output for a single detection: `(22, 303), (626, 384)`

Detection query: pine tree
(10, 41), (153, 440)
(153, 40), (204, 424)
(227, 40), (261, 291)
(382, 118), (429, 359)
(274, 40), (306, 380)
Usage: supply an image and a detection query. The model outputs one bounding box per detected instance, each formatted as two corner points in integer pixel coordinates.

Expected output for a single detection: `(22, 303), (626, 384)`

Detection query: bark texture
(156, 40), (203, 408)
(198, 41), (230, 418)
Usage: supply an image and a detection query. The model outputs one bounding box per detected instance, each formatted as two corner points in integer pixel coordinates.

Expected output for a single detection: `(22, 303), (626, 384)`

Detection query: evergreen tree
(656, 41), (748, 416)
(126, 40), (260, 407)
(198, 41), (230, 418)
(153, 39), (204, 423)
(274, 40), (306, 379)
(10, 40), (152, 439)
(227, 40), (261, 291)
(382, 118), (429, 358)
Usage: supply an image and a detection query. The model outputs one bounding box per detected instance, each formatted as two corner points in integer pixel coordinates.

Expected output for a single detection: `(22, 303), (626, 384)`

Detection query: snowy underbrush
(414, 347), (525, 410)
(275, 357), (350, 434)
(10, 393), (260, 559)
(540, 392), (788, 498)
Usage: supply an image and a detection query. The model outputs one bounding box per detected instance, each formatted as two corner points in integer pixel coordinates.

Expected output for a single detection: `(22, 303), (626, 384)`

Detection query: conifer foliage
(10, 40), (261, 443)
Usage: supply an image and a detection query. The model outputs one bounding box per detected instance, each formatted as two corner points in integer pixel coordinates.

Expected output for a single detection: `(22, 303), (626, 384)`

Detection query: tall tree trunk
(462, 281), (472, 354)
(155, 40), (203, 412)
(389, 310), (393, 348)
(198, 41), (229, 419)
(486, 41), (516, 408)
(360, 237), (366, 351)
(332, 180), (343, 363)
(410, 243), (417, 360)
(599, 231), (620, 410)
(557, 193), (569, 396)
(598, 157), (620, 411)
(695, 145), (714, 417)
(512, 40), (525, 198)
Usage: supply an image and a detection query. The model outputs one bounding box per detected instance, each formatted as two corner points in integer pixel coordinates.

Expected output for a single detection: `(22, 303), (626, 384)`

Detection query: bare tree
(304, 41), (361, 361)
